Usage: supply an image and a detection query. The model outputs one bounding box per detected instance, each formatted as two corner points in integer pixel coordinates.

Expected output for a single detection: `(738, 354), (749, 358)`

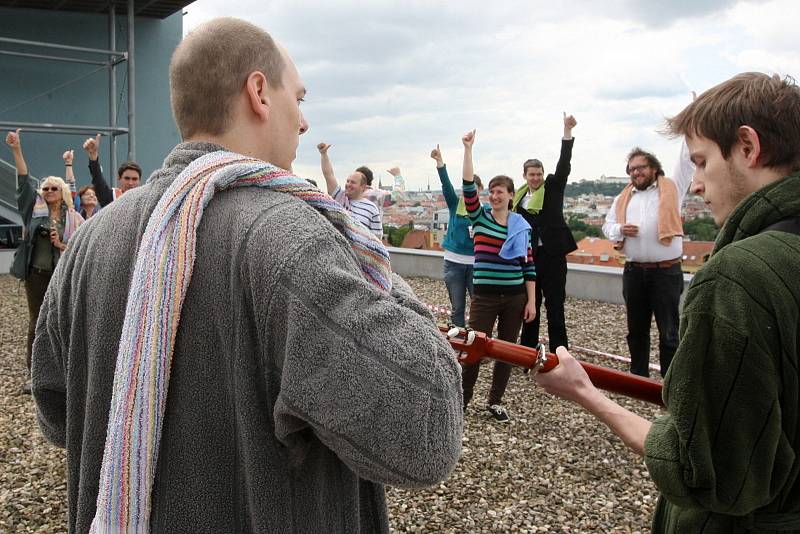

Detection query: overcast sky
(184, 0), (799, 191)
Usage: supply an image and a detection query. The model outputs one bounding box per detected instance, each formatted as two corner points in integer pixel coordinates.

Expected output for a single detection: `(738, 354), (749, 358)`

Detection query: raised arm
(431, 144), (457, 210)
(83, 134), (113, 206)
(461, 130), (484, 222)
(63, 149), (76, 194)
(462, 129), (475, 183)
(553, 113), (577, 183)
(316, 142), (338, 195)
(5, 129), (28, 176)
(6, 129), (38, 222)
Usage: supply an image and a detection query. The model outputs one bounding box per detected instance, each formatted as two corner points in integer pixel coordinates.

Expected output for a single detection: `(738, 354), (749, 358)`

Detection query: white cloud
(184, 0), (800, 190)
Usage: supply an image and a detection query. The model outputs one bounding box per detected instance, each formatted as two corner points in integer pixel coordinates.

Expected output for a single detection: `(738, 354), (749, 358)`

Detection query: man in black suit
(514, 113), (578, 353)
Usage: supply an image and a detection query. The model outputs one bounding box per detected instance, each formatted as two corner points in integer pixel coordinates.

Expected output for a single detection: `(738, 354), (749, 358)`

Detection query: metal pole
(0, 121), (128, 135)
(0, 36), (126, 57)
(0, 50), (108, 66)
(127, 0), (136, 163)
(109, 3), (118, 178)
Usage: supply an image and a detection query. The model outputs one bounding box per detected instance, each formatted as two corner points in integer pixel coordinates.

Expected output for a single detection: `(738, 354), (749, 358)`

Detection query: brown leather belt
(627, 257), (682, 269)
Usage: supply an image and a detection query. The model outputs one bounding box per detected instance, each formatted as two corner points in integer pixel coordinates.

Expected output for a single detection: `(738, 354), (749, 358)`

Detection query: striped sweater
(463, 180), (535, 295)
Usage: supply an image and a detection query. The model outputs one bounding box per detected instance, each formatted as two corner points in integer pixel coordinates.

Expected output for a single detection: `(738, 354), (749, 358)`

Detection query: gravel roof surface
(1, 273), (665, 533)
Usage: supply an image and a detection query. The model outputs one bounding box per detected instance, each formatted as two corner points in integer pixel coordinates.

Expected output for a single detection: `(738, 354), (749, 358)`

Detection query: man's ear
(734, 125), (762, 168)
(245, 71), (270, 122)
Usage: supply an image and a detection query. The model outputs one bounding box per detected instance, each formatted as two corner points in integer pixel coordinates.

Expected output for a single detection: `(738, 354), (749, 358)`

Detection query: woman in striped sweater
(461, 129), (537, 423)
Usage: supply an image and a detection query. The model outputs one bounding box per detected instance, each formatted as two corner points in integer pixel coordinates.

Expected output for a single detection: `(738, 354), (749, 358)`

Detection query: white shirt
(444, 250), (475, 265)
(332, 186), (383, 237)
(602, 143), (694, 263)
(523, 193), (544, 247)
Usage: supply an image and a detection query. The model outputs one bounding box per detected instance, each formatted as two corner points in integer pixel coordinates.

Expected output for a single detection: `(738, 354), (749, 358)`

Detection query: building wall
(0, 7), (182, 187)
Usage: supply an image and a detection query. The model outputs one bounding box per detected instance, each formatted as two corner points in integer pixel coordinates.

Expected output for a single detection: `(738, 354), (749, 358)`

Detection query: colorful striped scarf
(90, 151), (392, 533)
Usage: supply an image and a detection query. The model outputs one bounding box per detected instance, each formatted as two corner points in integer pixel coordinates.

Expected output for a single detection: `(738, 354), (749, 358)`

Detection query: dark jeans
(443, 260), (474, 328)
(622, 262), (683, 378)
(24, 268), (53, 373)
(462, 291), (527, 407)
(520, 247), (569, 353)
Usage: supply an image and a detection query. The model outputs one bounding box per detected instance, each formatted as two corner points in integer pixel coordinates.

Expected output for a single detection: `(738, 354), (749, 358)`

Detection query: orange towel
(615, 177), (683, 246)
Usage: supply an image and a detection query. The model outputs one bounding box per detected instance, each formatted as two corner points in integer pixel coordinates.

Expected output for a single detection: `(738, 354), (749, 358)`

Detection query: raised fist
(63, 149), (74, 165)
(563, 112), (577, 130)
(316, 142), (331, 155)
(83, 134), (101, 161)
(5, 129), (21, 149)
(462, 129), (476, 148)
(430, 144), (442, 162)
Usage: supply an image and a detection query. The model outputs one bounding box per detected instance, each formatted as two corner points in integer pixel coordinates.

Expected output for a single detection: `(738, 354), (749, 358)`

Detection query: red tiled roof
(681, 241), (714, 266)
(567, 237), (624, 267)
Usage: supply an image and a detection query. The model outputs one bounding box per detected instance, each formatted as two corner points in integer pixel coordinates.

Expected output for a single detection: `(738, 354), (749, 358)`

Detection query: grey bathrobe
(31, 142), (464, 533)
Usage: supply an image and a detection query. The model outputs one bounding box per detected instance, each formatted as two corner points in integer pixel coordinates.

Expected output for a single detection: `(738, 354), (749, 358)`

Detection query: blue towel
(499, 212), (531, 260)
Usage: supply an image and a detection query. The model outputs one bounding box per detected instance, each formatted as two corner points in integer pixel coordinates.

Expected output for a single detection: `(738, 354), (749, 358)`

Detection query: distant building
(400, 229), (437, 250)
(599, 174), (629, 184)
(681, 241), (715, 272)
(432, 208), (450, 244)
(568, 237), (714, 273)
(567, 237), (625, 267)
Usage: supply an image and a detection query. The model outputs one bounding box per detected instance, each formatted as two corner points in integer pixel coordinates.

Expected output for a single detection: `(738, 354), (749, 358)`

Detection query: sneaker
(487, 404), (510, 423)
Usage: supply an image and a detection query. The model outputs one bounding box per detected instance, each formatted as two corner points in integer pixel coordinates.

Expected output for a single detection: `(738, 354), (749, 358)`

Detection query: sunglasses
(41, 187), (61, 192)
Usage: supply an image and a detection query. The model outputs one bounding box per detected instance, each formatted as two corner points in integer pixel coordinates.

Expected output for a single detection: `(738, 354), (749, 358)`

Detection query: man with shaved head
(32, 17), (462, 533)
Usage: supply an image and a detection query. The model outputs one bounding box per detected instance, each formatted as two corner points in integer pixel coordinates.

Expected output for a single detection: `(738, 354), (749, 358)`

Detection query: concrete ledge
(2, 246), (694, 306)
(0, 249), (13, 274)
(388, 247), (693, 305)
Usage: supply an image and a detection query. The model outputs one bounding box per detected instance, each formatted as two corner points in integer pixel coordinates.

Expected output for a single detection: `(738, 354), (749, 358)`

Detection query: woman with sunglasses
(6, 129), (84, 393)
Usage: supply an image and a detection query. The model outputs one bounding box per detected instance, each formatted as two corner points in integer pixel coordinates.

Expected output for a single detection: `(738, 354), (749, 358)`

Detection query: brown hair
(665, 73), (800, 171)
(117, 161), (142, 179)
(523, 158), (544, 173)
(625, 147), (664, 177)
(169, 18), (286, 138)
(473, 174), (483, 189)
(355, 166), (374, 186)
(488, 175), (515, 209)
(78, 185), (95, 198)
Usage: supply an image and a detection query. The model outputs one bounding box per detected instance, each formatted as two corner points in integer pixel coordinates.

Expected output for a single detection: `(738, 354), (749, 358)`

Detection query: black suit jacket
(516, 138), (578, 258)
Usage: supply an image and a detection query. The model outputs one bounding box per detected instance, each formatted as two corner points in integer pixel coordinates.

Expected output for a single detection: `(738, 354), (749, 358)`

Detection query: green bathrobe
(644, 171), (800, 533)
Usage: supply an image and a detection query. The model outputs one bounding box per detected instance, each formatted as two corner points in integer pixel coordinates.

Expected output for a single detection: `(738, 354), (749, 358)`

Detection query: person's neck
(48, 203), (62, 218)
(84, 206), (96, 217)
(750, 165), (794, 191)
(529, 184), (542, 194)
(493, 207), (509, 224)
(184, 127), (267, 163)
